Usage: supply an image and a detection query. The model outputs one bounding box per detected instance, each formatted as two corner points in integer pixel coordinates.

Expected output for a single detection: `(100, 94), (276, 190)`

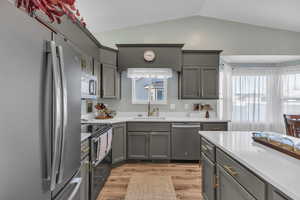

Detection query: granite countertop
(81, 116), (230, 124)
(199, 131), (300, 200)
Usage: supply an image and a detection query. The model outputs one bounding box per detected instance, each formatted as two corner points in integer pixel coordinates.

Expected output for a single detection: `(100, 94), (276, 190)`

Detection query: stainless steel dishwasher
(171, 123), (201, 160)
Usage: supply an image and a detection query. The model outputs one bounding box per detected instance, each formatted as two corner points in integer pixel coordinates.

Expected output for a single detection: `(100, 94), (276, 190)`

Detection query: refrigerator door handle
(47, 41), (63, 191)
(67, 177), (82, 200)
(57, 45), (68, 184)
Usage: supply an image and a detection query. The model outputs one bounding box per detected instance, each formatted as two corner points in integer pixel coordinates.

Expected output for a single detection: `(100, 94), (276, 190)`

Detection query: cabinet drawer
(127, 122), (170, 132)
(202, 123), (228, 131)
(216, 149), (266, 200)
(201, 138), (215, 162)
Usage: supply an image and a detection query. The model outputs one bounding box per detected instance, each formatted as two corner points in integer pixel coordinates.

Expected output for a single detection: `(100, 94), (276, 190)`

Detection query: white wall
(96, 16), (300, 55)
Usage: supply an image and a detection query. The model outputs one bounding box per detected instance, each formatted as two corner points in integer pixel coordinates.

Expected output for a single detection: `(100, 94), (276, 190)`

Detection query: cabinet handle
(214, 175), (219, 188)
(224, 165), (238, 176)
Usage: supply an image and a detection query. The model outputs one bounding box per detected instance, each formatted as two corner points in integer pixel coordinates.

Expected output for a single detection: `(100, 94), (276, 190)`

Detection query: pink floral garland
(16, 0), (86, 26)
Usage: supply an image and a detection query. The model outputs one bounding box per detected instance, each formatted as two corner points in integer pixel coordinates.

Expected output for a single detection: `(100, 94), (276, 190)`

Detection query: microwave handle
(89, 80), (95, 95)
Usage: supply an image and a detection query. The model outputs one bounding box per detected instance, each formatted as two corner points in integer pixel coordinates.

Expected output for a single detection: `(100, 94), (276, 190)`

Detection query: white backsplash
(81, 72), (219, 117)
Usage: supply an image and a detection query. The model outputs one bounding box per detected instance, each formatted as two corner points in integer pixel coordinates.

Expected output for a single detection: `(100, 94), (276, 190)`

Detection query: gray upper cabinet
(81, 55), (94, 75)
(149, 132), (170, 160)
(52, 16), (100, 59)
(181, 66), (201, 98)
(201, 67), (219, 99)
(93, 59), (101, 97)
(183, 51), (221, 67)
(100, 46), (120, 99)
(127, 132), (149, 160)
(116, 44), (184, 71)
(216, 165), (256, 200)
(102, 64), (118, 98)
(181, 50), (222, 99)
(100, 47), (117, 66)
(112, 123), (127, 164)
(202, 154), (216, 200)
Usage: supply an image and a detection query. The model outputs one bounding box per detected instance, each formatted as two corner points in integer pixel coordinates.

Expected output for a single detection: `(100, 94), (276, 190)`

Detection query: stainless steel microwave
(81, 74), (98, 99)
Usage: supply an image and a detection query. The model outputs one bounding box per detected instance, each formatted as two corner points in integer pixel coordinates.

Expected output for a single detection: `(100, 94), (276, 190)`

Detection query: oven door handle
(92, 137), (100, 166)
(67, 177), (82, 200)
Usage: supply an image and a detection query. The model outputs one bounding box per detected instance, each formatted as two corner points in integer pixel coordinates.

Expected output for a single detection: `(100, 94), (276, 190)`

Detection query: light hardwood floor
(97, 163), (202, 200)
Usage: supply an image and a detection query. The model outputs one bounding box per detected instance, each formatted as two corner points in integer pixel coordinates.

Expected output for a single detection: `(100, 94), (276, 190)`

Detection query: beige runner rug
(125, 175), (177, 200)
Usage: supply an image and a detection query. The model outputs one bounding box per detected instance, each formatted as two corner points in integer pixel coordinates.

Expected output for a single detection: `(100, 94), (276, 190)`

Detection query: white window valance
(127, 68), (173, 79)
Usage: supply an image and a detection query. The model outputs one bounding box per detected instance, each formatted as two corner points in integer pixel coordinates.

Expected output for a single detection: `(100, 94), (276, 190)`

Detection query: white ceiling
(77, 0), (300, 33)
(222, 55), (300, 64)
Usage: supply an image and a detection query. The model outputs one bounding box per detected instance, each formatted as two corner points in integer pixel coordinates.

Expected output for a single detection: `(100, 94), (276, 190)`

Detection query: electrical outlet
(184, 104), (189, 110)
(170, 104), (176, 110)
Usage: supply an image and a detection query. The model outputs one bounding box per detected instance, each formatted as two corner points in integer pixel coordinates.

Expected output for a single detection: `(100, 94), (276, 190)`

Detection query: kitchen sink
(133, 116), (166, 120)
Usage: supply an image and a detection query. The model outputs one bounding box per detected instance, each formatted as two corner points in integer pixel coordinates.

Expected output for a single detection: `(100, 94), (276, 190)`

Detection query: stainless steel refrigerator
(0, 1), (82, 200)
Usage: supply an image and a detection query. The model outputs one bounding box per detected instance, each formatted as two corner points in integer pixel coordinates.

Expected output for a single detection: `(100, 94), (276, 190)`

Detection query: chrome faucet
(147, 101), (159, 117)
(147, 101), (152, 117)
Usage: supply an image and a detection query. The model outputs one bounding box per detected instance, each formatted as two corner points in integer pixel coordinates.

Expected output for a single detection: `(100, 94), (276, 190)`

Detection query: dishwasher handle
(172, 123), (201, 128)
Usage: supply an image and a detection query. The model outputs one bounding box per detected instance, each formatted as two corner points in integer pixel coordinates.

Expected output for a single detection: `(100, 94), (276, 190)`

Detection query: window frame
(131, 78), (168, 105)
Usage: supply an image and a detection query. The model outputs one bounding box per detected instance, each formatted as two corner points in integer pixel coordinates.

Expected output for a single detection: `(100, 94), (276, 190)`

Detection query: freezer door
(0, 1), (53, 200)
(0, 1), (54, 200)
(53, 171), (82, 200)
(53, 35), (82, 196)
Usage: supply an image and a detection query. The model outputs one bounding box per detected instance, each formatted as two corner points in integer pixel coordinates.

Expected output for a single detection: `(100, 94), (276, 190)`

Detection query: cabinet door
(93, 59), (101, 97)
(201, 67), (219, 99)
(171, 126), (201, 160)
(112, 124), (126, 164)
(102, 64), (117, 98)
(181, 66), (201, 99)
(202, 154), (215, 200)
(80, 156), (90, 200)
(127, 132), (149, 160)
(216, 165), (255, 200)
(81, 55), (94, 75)
(149, 132), (170, 160)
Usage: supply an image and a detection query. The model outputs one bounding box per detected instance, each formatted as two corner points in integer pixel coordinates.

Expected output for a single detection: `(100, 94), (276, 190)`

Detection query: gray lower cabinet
(80, 156), (90, 200)
(102, 64), (119, 99)
(202, 154), (216, 200)
(171, 123), (201, 160)
(216, 165), (255, 200)
(149, 132), (170, 159)
(112, 123), (127, 164)
(127, 131), (170, 160)
(127, 132), (149, 159)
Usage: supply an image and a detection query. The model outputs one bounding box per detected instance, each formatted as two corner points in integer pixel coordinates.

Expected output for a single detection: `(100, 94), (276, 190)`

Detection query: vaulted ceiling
(77, 0), (300, 33)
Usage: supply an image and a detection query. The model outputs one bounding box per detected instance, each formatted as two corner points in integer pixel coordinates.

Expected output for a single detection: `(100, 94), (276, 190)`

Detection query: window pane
(133, 78), (167, 104)
(232, 75), (267, 122)
(135, 78), (151, 101)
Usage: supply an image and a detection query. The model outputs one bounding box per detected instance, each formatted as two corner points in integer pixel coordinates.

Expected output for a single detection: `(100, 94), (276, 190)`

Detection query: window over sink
(127, 68), (172, 104)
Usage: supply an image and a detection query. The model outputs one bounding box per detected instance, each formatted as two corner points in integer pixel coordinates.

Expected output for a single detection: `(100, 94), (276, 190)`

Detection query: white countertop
(81, 116), (230, 124)
(199, 131), (300, 200)
(81, 132), (91, 142)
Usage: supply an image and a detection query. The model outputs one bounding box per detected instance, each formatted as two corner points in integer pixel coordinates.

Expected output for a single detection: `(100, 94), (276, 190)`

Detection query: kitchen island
(199, 131), (299, 200)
